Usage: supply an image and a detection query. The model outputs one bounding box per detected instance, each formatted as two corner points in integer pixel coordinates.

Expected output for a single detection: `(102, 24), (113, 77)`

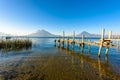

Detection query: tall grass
(0, 38), (32, 51)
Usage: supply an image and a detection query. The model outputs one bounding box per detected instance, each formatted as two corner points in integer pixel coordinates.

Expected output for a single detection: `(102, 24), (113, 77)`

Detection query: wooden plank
(105, 39), (120, 41)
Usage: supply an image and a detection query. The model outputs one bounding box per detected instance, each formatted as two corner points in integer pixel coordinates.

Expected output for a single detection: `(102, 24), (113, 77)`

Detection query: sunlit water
(0, 38), (120, 80)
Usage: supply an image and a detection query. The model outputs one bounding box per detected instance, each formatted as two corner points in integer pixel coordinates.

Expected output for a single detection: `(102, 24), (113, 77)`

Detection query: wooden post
(58, 36), (60, 48)
(101, 28), (105, 40)
(108, 30), (112, 39)
(105, 47), (109, 56)
(62, 31), (65, 48)
(71, 31), (75, 50)
(98, 29), (105, 57)
(78, 38), (81, 49)
(66, 36), (69, 50)
(82, 35), (84, 43)
(98, 45), (102, 57)
(82, 35), (84, 53)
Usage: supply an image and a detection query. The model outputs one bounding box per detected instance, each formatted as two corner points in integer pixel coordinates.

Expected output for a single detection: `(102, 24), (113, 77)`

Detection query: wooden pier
(54, 29), (120, 57)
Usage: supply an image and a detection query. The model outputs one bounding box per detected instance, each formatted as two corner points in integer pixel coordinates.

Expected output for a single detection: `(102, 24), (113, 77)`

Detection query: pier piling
(82, 35), (85, 52)
(78, 39), (81, 49)
(71, 31), (75, 50)
(98, 29), (105, 57)
(105, 47), (109, 56)
(55, 29), (120, 57)
(58, 36), (61, 48)
(62, 31), (65, 48)
(66, 36), (69, 50)
(108, 30), (112, 39)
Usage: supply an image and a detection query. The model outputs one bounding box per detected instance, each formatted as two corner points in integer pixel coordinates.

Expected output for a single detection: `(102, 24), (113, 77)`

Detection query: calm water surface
(0, 38), (120, 80)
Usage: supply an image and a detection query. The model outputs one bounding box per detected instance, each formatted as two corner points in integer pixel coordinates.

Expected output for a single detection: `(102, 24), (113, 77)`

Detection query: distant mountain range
(0, 30), (117, 38)
(28, 30), (55, 37)
(28, 30), (101, 37)
(0, 30), (55, 37)
(76, 31), (101, 37)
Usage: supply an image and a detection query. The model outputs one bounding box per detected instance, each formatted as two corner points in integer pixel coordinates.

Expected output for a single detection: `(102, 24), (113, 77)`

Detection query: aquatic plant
(0, 38), (32, 51)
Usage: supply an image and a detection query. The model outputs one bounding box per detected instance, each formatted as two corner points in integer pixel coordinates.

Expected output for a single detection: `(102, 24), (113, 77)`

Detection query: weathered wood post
(66, 36), (69, 50)
(98, 46), (102, 57)
(82, 35), (84, 43)
(105, 30), (112, 56)
(101, 28), (105, 40)
(71, 31), (75, 50)
(98, 29), (105, 57)
(81, 35), (85, 53)
(105, 47), (109, 56)
(62, 31), (65, 48)
(108, 30), (112, 39)
(58, 36), (61, 48)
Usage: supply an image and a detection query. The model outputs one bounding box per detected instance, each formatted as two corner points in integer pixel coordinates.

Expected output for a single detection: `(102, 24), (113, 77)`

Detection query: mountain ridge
(0, 30), (116, 38)
(76, 31), (100, 37)
(29, 29), (55, 37)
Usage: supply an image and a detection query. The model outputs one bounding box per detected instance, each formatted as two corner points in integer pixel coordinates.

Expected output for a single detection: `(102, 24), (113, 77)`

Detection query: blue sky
(0, 0), (120, 35)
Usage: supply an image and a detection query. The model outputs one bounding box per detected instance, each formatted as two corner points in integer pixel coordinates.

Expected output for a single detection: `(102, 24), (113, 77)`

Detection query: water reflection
(58, 47), (120, 80)
(0, 37), (120, 80)
(32, 38), (53, 49)
(0, 51), (33, 58)
(98, 57), (102, 77)
(0, 46), (32, 53)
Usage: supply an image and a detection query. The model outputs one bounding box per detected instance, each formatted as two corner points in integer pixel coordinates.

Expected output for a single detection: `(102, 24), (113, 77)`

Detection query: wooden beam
(101, 28), (105, 40)
(82, 35), (84, 43)
(108, 30), (112, 39)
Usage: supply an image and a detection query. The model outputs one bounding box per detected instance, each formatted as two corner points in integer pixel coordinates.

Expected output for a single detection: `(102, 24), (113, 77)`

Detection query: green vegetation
(0, 38), (32, 51)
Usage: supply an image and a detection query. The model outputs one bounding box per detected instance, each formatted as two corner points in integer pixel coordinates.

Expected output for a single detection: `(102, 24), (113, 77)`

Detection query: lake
(0, 37), (120, 80)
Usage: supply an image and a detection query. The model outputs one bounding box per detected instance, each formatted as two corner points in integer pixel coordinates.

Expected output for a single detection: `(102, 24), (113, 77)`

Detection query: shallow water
(0, 38), (120, 80)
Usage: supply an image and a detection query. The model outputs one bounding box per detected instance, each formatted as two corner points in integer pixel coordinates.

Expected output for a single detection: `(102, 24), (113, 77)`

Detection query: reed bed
(0, 38), (32, 51)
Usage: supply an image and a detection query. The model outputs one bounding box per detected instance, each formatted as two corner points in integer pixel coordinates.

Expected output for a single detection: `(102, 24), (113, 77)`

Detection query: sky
(0, 0), (120, 35)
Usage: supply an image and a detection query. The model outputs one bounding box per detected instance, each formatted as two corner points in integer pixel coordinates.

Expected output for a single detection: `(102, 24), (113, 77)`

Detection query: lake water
(0, 38), (120, 80)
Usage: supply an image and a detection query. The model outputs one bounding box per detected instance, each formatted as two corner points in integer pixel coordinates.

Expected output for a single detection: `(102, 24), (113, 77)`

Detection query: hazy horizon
(0, 0), (120, 35)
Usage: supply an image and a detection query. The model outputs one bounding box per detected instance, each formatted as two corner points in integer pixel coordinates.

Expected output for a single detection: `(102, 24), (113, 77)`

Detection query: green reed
(0, 38), (32, 51)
